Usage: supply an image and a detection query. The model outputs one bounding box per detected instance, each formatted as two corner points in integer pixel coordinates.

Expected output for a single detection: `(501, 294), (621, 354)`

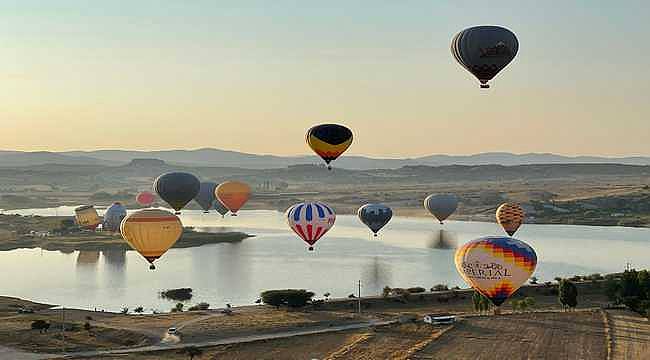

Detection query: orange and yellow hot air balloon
(455, 236), (537, 306)
(74, 205), (102, 230)
(215, 181), (251, 216)
(306, 124), (353, 170)
(496, 203), (525, 236)
(120, 209), (183, 270)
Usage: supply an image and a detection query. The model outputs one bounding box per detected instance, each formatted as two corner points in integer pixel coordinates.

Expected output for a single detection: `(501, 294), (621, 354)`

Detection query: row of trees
(605, 269), (650, 316)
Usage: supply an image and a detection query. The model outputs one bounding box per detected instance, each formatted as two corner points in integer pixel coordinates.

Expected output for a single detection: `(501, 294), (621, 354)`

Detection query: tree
(382, 286), (392, 297)
(323, 292), (331, 300)
(529, 276), (539, 285)
(431, 284), (449, 292)
(179, 346), (203, 360)
(83, 322), (91, 332)
(260, 289), (315, 308)
(133, 306), (144, 314)
(120, 307), (129, 314)
(559, 279), (578, 310)
(407, 287), (426, 294)
(171, 303), (184, 312)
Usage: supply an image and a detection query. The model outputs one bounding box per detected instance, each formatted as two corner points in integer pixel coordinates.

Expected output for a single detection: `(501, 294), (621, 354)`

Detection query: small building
(424, 314), (456, 325)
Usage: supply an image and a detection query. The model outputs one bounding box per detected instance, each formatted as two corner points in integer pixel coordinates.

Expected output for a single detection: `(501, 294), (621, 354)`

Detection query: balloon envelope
(306, 124), (353, 169)
(213, 199), (229, 217)
(424, 194), (459, 224)
(74, 205), (102, 230)
(153, 172), (200, 214)
(215, 181), (251, 215)
(120, 209), (183, 269)
(103, 202), (127, 232)
(194, 182), (217, 213)
(136, 191), (155, 207)
(451, 25), (518, 88)
(287, 201), (336, 250)
(455, 236), (537, 306)
(357, 203), (392, 236)
(496, 203), (525, 236)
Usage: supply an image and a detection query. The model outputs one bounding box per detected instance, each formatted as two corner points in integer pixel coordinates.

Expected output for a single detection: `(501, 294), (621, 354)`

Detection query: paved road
(63, 319), (395, 358)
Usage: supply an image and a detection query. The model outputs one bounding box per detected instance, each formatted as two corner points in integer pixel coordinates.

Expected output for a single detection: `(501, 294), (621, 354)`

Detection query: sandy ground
(608, 309), (650, 360)
(414, 311), (607, 360)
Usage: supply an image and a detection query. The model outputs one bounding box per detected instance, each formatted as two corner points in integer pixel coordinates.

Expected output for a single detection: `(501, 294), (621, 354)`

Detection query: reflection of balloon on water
(120, 209), (183, 270)
(451, 25), (519, 88)
(424, 194), (458, 224)
(215, 181), (251, 216)
(103, 202), (127, 232)
(136, 191), (155, 207)
(287, 201), (336, 251)
(427, 229), (458, 250)
(496, 203), (525, 236)
(153, 172), (200, 214)
(455, 236), (537, 306)
(213, 199), (229, 218)
(194, 182), (217, 213)
(306, 124), (353, 170)
(74, 205), (102, 230)
(357, 203), (392, 237)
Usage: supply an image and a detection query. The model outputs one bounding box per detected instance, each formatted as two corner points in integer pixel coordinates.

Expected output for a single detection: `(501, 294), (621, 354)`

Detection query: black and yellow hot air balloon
(496, 202), (525, 236)
(120, 209), (183, 270)
(306, 124), (353, 170)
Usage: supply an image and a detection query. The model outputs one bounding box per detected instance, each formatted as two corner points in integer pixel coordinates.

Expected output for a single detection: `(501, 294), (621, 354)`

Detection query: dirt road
(607, 309), (650, 360)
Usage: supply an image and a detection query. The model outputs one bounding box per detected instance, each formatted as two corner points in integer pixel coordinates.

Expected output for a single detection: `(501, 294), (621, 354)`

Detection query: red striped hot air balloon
(287, 201), (336, 251)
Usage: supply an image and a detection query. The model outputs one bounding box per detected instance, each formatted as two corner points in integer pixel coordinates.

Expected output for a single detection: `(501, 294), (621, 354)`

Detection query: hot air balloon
(306, 124), (353, 170)
(103, 202), (127, 232)
(451, 25), (519, 88)
(455, 236), (537, 306)
(214, 200), (229, 218)
(153, 172), (200, 214)
(74, 205), (102, 230)
(120, 209), (183, 270)
(194, 182), (217, 213)
(424, 194), (459, 224)
(287, 201), (335, 251)
(215, 181), (251, 216)
(357, 203), (392, 237)
(136, 191), (155, 207)
(496, 203), (525, 236)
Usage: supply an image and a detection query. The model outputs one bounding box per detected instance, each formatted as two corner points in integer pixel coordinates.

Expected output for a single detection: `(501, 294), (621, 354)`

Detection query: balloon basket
(175, 211), (181, 215)
(327, 166), (332, 171)
(480, 84), (490, 89)
(231, 213), (238, 217)
(308, 246), (314, 251)
(373, 233), (378, 237)
(149, 264), (156, 270)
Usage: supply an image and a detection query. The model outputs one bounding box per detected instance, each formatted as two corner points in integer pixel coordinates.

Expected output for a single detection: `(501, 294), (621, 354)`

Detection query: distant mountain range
(0, 149), (649, 169)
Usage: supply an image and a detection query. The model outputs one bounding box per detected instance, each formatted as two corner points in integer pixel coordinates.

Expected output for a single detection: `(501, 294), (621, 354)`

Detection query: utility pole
(357, 280), (362, 314)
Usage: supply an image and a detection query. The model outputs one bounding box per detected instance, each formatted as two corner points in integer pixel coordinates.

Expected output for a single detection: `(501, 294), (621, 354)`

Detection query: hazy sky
(1, 1), (649, 157)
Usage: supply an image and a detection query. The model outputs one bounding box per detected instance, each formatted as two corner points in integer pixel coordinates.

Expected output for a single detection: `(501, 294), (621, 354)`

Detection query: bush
(529, 276), (539, 285)
(31, 320), (50, 333)
(160, 288), (193, 302)
(171, 303), (184, 313)
(133, 306), (144, 314)
(260, 289), (315, 308)
(431, 284), (449, 292)
(120, 307), (129, 314)
(407, 287), (425, 294)
(188, 302), (210, 311)
(382, 286), (392, 297)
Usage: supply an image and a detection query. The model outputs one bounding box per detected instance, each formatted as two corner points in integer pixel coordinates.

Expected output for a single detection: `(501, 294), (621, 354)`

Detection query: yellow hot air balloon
(120, 209), (183, 270)
(215, 181), (251, 216)
(496, 203), (525, 236)
(74, 205), (102, 230)
(455, 236), (537, 307)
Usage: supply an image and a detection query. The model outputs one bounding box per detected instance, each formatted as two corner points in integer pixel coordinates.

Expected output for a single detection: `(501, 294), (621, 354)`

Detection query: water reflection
(76, 251), (100, 267)
(361, 257), (392, 296)
(426, 229), (458, 250)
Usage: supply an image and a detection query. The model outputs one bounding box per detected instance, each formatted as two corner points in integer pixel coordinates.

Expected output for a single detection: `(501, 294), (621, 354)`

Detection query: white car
(167, 327), (178, 335)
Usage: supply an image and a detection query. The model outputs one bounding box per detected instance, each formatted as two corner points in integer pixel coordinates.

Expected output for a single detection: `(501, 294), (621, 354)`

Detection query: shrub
(431, 284), (449, 292)
(188, 302), (210, 311)
(31, 320), (50, 333)
(133, 306), (144, 314)
(382, 286), (392, 297)
(160, 288), (193, 302)
(120, 307), (129, 314)
(407, 287), (425, 294)
(171, 303), (184, 312)
(260, 289), (315, 308)
(529, 276), (539, 285)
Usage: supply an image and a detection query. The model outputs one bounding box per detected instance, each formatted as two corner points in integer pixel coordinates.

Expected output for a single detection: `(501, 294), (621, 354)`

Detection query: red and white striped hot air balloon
(286, 201), (335, 251)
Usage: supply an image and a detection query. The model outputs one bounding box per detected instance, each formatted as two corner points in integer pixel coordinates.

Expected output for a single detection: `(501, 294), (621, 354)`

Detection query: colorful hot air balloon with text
(153, 172), (200, 214)
(424, 194), (458, 224)
(287, 201), (335, 251)
(136, 191), (155, 207)
(74, 205), (102, 230)
(451, 25), (519, 88)
(215, 181), (251, 216)
(496, 203), (525, 236)
(306, 124), (353, 170)
(357, 203), (392, 237)
(455, 236), (537, 306)
(120, 209), (183, 270)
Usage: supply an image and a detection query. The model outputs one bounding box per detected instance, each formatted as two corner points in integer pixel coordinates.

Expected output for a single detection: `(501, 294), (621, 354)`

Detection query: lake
(1, 207), (649, 312)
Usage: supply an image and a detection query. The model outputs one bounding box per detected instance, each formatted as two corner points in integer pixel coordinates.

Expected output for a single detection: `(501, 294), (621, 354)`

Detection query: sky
(1, 1), (649, 157)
